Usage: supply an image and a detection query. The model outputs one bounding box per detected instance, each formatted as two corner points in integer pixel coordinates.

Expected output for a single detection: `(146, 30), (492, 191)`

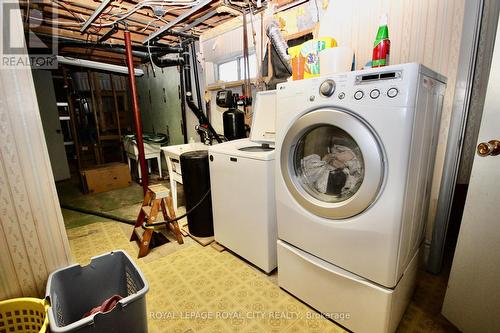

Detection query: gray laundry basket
(45, 250), (149, 333)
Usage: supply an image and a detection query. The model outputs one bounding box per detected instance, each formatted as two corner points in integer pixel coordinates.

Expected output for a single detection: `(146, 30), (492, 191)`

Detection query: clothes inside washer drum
(301, 145), (363, 198)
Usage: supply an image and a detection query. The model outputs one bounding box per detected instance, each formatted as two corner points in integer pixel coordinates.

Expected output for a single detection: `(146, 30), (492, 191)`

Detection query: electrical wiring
(53, 0), (85, 22)
(147, 39), (156, 77)
(102, 1), (201, 23)
(48, 0), (201, 31)
(140, 4), (195, 32)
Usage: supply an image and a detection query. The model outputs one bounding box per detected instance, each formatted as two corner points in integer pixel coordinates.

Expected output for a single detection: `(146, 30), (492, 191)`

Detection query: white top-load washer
(208, 91), (277, 273)
(275, 63), (446, 333)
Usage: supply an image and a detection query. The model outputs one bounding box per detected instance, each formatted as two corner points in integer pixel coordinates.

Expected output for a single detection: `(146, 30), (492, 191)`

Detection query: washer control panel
(314, 75), (403, 103)
(286, 65), (415, 106)
(319, 79), (336, 97)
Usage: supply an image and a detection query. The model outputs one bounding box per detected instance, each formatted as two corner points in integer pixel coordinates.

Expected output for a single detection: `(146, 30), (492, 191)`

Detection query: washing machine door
(281, 108), (384, 219)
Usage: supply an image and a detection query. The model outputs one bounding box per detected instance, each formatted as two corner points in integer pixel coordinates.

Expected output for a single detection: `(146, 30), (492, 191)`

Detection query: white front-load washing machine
(275, 63), (446, 333)
(209, 91), (278, 273)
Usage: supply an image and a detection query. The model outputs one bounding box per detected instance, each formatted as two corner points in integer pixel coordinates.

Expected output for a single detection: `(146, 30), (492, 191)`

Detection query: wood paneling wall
(200, 0), (466, 244)
(324, 0), (466, 243)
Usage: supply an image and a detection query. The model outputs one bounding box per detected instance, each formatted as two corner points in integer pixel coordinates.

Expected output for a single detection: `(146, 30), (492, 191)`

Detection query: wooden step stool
(130, 184), (184, 258)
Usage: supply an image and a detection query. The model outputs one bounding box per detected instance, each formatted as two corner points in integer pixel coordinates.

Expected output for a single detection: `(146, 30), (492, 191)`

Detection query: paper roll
(319, 47), (354, 76)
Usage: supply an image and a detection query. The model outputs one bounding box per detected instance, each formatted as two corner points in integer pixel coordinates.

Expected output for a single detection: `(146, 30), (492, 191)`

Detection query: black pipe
(59, 42), (182, 56)
(179, 65), (189, 143)
(181, 48), (222, 143)
(150, 55), (185, 68)
(98, 24), (119, 43)
(151, 29), (199, 40)
(190, 42), (203, 112)
(37, 33), (184, 54)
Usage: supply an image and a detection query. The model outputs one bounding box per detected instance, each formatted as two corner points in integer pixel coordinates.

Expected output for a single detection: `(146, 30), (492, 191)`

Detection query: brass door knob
(477, 139), (500, 157)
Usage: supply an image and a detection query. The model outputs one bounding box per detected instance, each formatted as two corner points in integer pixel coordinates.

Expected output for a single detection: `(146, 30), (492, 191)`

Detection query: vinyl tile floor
(66, 218), (458, 333)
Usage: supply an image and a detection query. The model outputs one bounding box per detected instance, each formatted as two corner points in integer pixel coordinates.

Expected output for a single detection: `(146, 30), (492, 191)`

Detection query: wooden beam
(143, 0), (213, 43)
(80, 0), (112, 32)
(179, 9), (218, 32)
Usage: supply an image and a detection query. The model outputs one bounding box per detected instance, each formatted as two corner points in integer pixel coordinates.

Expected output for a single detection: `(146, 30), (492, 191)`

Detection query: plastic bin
(45, 250), (149, 333)
(0, 297), (49, 333)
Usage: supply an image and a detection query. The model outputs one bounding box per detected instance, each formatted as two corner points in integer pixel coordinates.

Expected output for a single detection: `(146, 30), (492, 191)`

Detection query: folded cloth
(83, 295), (123, 318)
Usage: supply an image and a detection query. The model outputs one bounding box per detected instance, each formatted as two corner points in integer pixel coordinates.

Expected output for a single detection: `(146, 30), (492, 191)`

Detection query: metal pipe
(179, 67), (189, 143)
(151, 55), (185, 67)
(98, 24), (119, 43)
(182, 48), (223, 143)
(124, 30), (149, 194)
(37, 33), (184, 55)
(59, 43), (149, 59)
(59, 41), (182, 54)
(190, 42), (203, 112)
(57, 55), (145, 76)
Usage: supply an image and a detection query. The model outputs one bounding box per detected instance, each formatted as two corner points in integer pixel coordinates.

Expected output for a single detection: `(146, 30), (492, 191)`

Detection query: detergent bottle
(372, 14), (390, 67)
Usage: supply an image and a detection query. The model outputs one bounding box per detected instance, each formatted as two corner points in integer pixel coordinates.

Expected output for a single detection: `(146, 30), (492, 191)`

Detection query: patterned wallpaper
(0, 3), (71, 299)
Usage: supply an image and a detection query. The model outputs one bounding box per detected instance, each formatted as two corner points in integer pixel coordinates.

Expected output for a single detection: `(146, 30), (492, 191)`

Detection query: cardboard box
(81, 163), (132, 194)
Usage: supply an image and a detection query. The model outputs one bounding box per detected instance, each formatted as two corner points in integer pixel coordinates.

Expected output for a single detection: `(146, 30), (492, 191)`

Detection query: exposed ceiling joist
(179, 9), (218, 32)
(80, 0), (112, 33)
(21, 0), (240, 63)
(143, 0), (213, 44)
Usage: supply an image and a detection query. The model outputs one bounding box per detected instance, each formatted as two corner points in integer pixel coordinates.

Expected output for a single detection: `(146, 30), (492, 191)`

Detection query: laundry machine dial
(319, 79), (336, 97)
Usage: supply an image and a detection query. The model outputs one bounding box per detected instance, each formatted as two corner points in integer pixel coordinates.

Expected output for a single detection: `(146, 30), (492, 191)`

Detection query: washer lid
(208, 139), (275, 161)
(249, 90), (277, 143)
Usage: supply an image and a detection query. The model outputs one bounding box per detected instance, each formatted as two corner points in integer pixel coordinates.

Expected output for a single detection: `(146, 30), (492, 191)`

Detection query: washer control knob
(319, 79), (336, 97)
(387, 87), (399, 98)
(354, 90), (364, 100)
(370, 89), (380, 99)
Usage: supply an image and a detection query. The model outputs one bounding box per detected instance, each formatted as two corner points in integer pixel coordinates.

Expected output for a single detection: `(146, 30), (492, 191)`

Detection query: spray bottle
(372, 14), (390, 67)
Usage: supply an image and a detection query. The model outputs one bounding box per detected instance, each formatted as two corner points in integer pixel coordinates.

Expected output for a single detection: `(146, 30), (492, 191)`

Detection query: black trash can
(180, 150), (214, 237)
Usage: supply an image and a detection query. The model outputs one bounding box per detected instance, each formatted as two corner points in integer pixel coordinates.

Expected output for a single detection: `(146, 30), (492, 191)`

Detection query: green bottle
(372, 14), (390, 67)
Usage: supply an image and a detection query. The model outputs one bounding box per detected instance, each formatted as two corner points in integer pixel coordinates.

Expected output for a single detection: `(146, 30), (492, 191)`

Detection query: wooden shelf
(206, 79), (256, 91)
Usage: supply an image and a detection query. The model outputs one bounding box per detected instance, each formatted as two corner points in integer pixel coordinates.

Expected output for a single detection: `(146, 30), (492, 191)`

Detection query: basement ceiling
(21, 0), (247, 64)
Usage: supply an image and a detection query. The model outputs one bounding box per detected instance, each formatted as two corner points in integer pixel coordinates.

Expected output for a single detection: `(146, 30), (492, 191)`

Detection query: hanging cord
(144, 189), (211, 227)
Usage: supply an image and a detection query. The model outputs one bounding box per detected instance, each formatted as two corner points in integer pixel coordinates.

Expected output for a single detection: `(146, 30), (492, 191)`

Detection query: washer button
(387, 88), (398, 98)
(319, 79), (336, 97)
(354, 90), (364, 100)
(370, 89), (380, 99)
(338, 92), (345, 99)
